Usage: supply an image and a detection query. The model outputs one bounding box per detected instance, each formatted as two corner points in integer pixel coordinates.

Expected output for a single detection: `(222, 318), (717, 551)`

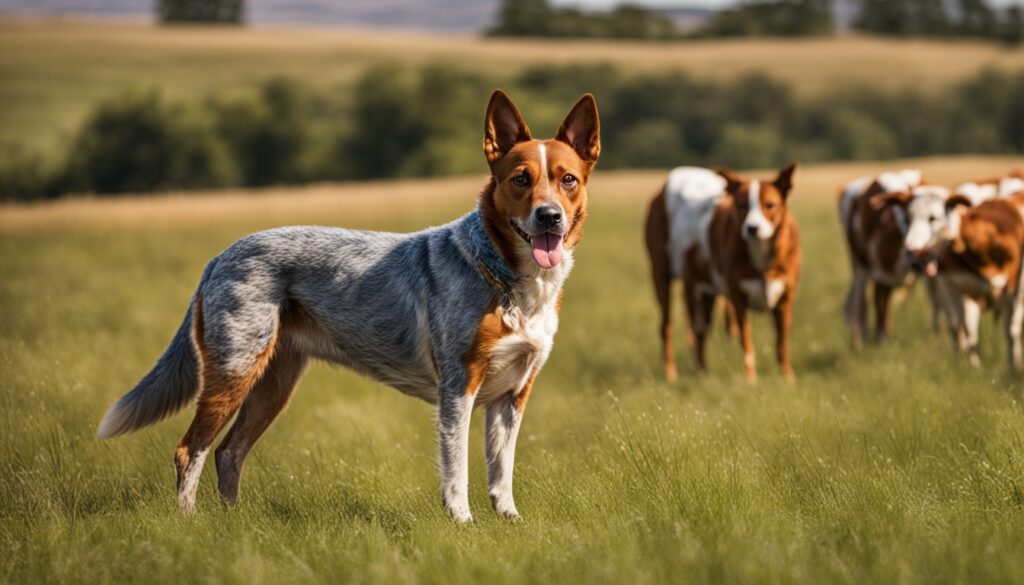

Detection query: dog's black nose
(535, 205), (562, 228)
(744, 224), (758, 237)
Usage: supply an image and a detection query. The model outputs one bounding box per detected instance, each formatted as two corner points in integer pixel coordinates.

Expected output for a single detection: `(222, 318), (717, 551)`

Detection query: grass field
(3, 156), (1024, 583)
(3, 18), (1024, 153)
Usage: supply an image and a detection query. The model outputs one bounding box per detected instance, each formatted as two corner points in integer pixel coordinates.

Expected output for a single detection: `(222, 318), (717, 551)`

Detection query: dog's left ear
(774, 161), (797, 199)
(484, 89), (533, 165)
(713, 166), (744, 195)
(556, 94), (601, 169)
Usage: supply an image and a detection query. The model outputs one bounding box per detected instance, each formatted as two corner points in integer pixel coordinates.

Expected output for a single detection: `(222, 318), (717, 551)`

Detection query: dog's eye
(509, 173), (532, 186)
(509, 173), (532, 188)
(561, 174), (578, 188)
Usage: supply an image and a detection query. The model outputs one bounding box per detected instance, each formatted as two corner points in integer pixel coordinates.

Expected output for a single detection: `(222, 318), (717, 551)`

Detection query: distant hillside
(0, 0), (500, 31)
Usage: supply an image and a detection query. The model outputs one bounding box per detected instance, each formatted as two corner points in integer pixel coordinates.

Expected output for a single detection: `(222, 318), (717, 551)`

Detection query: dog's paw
(496, 507), (522, 522)
(445, 502), (473, 523)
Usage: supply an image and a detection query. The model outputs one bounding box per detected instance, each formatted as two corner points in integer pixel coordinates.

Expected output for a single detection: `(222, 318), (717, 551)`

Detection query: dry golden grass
(2, 17), (1023, 151)
(2, 155), (1020, 231)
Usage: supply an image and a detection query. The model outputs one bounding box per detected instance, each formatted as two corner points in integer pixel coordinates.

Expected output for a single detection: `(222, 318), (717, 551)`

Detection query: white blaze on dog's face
(481, 90), (600, 270)
(720, 163), (797, 242)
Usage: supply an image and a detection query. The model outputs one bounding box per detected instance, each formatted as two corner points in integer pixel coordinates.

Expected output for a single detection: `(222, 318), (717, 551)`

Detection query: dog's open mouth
(510, 219), (564, 269)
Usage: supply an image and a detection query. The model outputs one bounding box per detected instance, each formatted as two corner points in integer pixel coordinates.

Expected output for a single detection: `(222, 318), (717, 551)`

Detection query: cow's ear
(774, 161), (797, 199)
(713, 166), (744, 194)
(945, 194), (973, 213)
(870, 191), (911, 210)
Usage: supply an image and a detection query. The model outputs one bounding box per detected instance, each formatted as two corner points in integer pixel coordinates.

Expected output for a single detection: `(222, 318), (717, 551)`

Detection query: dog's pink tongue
(531, 233), (563, 269)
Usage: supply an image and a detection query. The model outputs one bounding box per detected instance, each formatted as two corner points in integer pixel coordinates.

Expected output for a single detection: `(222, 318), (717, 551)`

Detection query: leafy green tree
(957, 0), (997, 36)
(694, 0), (834, 37)
(487, 0), (552, 36)
(157, 0), (243, 24)
(1001, 6), (1024, 44)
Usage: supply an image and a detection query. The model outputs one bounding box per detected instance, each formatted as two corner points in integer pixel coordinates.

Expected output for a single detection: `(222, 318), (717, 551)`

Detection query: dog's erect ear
(945, 194), (973, 213)
(870, 191), (912, 211)
(484, 89), (532, 164)
(713, 166), (745, 195)
(774, 161), (797, 199)
(556, 94), (601, 167)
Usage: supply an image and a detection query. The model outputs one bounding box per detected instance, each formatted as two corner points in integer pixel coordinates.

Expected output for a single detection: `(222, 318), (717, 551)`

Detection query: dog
(646, 163), (800, 382)
(96, 90), (601, 522)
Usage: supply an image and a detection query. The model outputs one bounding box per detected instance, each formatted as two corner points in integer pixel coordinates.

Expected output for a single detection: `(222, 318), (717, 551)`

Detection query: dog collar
(456, 209), (520, 306)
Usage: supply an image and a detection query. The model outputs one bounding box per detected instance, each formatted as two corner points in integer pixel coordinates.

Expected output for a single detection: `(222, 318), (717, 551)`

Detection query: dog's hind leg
(215, 339), (308, 506)
(174, 296), (280, 514)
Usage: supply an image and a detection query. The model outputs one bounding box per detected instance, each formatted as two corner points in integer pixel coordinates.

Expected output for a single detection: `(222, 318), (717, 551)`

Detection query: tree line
(488, 0), (1024, 43)
(1, 64), (1022, 200)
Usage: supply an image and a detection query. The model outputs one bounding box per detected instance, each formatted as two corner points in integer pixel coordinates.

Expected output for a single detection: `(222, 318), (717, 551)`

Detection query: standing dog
(96, 90), (601, 522)
(647, 163), (801, 382)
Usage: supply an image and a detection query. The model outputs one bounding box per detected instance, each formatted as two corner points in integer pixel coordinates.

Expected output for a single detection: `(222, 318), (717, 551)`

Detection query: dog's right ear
(713, 166), (744, 194)
(484, 89), (532, 165)
(870, 191), (912, 211)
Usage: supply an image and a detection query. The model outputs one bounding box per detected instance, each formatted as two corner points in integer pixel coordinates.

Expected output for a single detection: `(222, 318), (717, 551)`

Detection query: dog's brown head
(480, 90), (600, 270)
(717, 162), (797, 241)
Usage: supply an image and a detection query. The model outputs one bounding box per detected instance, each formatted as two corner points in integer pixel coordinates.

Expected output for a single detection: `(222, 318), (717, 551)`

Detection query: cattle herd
(647, 165), (1024, 381)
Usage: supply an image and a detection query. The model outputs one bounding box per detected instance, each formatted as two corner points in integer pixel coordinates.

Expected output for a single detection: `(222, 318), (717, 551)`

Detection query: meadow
(4, 18), (1024, 154)
(3, 156), (1024, 583)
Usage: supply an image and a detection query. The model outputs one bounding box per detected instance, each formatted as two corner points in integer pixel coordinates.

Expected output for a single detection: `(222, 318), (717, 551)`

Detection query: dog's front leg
(484, 386), (531, 520)
(438, 388), (476, 522)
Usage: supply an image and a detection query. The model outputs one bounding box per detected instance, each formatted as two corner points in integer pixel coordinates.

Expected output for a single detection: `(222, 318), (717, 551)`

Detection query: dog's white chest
(740, 278), (785, 311)
(476, 303), (559, 403)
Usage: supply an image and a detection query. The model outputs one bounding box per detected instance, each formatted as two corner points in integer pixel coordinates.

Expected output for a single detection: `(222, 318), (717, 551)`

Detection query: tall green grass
(3, 174), (1024, 583)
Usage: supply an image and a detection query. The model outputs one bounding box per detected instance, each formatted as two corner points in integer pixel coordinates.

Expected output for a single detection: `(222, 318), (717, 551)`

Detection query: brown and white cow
(646, 163), (801, 382)
(955, 170), (1024, 206)
(839, 169), (934, 346)
(875, 180), (1024, 372)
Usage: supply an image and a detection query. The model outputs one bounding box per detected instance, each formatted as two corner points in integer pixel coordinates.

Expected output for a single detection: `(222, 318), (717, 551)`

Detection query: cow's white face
(904, 186), (955, 253)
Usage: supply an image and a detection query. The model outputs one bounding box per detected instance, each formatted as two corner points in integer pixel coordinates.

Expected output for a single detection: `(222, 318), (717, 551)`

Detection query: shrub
(210, 78), (310, 187)
(613, 120), (692, 169)
(63, 89), (237, 195)
(0, 145), (56, 202)
(711, 123), (784, 169)
(824, 108), (899, 160)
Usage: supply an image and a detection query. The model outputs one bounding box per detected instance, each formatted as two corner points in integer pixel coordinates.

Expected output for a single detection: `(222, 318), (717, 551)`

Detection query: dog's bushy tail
(95, 303), (199, 439)
(96, 260), (217, 440)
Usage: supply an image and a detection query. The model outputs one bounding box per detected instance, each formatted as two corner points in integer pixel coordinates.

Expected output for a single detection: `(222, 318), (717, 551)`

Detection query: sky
(553, 0), (1022, 7)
